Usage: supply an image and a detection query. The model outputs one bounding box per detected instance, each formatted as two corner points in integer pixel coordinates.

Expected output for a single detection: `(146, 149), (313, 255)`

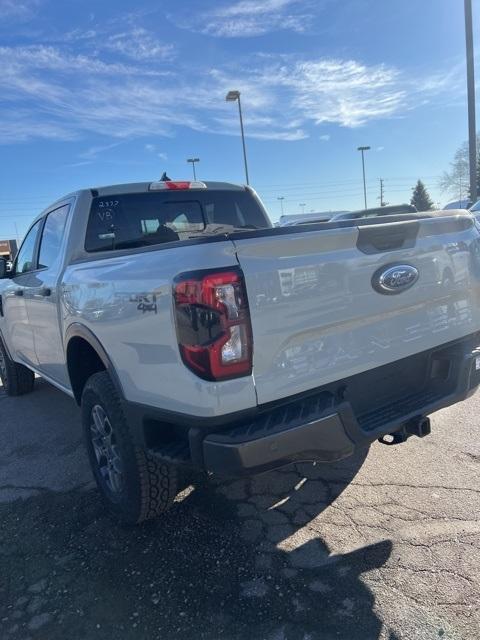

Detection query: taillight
(149, 181), (207, 191)
(173, 268), (253, 381)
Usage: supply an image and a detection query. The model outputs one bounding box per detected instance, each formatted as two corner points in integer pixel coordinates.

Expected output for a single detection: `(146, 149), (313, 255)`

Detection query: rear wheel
(0, 340), (34, 396)
(81, 371), (178, 524)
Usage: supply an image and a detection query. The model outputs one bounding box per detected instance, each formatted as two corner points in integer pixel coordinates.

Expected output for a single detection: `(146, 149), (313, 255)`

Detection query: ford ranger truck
(0, 180), (479, 524)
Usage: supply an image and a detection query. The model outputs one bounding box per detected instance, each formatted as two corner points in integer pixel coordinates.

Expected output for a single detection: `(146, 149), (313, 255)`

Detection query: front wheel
(0, 340), (34, 396)
(81, 371), (178, 524)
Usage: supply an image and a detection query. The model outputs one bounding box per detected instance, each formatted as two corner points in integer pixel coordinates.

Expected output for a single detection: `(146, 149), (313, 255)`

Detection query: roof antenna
(160, 171), (171, 181)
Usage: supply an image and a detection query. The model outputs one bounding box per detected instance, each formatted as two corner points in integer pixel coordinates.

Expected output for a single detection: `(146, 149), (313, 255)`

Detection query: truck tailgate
(233, 216), (480, 405)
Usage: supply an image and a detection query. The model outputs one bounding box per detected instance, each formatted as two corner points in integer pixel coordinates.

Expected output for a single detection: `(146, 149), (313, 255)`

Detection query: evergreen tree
(410, 180), (434, 211)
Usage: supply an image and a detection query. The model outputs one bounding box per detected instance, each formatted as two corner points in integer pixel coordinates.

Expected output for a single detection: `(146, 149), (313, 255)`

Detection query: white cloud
(0, 40), (458, 145)
(144, 144), (167, 159)
(319, 134), (330, 141)
(79, 142), (123, 160)
(0, 111), (77, 143)
(218, 0), (300, 17)
(0, 0), (39, 20)
(0, 45), (165, 76)
(61, 25), (176, 63)
(281, 59), (406, 127)
(103, 28), (175, 61)
(209, 57), (409, 130)
(176, 0), (315, 37)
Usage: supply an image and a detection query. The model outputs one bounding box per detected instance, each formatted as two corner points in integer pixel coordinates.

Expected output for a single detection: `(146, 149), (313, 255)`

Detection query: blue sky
(0, 0), (478, 239)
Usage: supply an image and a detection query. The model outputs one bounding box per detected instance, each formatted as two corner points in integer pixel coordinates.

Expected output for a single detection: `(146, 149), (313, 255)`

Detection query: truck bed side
(61, 241), (256, 417)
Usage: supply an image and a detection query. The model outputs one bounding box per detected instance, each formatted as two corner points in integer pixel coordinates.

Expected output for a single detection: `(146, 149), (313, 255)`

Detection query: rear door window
(85, 190), (270, 252)
(38, 205), (69, 270)
(14, 220), (42, 275)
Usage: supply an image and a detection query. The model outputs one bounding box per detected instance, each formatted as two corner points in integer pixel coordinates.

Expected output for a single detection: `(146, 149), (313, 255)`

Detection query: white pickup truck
(1, 179), (480, 523)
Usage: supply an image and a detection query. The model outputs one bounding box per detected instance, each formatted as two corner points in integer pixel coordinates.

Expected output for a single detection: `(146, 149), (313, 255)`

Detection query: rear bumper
(203, 407), (353, 476)
(126, 333), (480, 477)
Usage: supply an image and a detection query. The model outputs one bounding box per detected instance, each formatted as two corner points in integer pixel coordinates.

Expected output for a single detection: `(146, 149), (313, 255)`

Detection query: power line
(0, 176), (443, 205)
(255, 175), (442, 189)
(261, 187), (419, 203)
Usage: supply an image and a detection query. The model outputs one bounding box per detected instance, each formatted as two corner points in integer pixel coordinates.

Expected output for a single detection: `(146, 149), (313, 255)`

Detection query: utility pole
(464, 0), (477, 203)
(277, 196), (285, 216)
(299, 203), (306, 214)
(357, 146), (370, 209)
(379, 178), (388, 207)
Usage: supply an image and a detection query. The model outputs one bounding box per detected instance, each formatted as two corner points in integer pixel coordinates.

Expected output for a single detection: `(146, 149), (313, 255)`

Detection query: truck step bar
(357, 390), (444, 432)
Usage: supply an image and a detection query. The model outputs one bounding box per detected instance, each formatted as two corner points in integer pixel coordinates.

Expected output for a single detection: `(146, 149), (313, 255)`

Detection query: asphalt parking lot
(1, 378), (479, 640)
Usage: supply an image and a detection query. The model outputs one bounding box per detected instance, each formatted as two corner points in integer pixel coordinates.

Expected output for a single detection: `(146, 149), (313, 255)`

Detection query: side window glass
(38, 205), (69, 270)
(15, 220), (42, 275)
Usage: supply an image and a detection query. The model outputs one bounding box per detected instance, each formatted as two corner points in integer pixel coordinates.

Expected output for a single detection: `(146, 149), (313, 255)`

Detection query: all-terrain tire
(0, 339), (35, 396)
(81, 371), (178, 524)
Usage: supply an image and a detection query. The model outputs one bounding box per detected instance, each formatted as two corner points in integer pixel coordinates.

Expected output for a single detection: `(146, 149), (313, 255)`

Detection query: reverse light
(173, 269), (253, 381)
(149, 180), (207, 191)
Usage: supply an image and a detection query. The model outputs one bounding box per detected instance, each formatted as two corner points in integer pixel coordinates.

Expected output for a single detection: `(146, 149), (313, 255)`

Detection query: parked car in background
(469, 199), (480, 215)
(444, 199), (472, 210)
(277, 212), (345, 226)
(279, 205), (418, 226)
(330, 204), (417, 221)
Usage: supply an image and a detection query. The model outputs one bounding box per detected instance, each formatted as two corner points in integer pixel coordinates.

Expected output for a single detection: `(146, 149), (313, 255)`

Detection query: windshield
(85, 190), (270, 252)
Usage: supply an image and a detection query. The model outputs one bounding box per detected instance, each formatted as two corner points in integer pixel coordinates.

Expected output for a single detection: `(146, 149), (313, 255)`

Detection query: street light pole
(226, 90), (250, 185)
(464, 0), (477, 203)
(357, 146), (371, 209)
(187, 158), (200, 181)
(300, 203), (306, 214)
(277, 197), (285, 216)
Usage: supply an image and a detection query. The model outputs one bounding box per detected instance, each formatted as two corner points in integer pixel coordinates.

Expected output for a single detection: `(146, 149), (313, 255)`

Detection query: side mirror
(0, 257), (8, 279)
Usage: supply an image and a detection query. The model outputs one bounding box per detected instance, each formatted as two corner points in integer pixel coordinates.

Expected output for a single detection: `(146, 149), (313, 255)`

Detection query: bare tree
(439, 134), (479, 203)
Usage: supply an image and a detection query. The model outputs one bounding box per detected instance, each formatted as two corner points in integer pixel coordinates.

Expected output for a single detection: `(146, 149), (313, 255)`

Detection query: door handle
(29, 287), (52, 298)
(14, 289), (23, 296)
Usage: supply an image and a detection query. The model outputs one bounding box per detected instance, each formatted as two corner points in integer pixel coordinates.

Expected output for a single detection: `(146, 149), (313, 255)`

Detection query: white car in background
(277, 211), (347, 226)
(469, 199), (480, 215)
(443, 198), (472, 210)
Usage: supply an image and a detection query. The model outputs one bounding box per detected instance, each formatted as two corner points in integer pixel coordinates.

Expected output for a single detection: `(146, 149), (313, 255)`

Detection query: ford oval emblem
(372, 264), (419, 295)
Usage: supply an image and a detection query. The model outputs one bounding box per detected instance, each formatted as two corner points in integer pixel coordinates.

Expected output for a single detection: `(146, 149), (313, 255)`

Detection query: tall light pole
(300, 203), (306, 214)
(277, 196), (285, 216)
(226, 90), (250, 185)
(357, 146), (371, 209)
(187, 157), (199, 180)
(464, 0), (477, 204)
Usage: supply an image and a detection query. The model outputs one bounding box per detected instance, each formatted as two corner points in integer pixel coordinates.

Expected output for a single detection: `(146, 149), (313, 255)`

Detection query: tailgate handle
(357, 221), (419, 254)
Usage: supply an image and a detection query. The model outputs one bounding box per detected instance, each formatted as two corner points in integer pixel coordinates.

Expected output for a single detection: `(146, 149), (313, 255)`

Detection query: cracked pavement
(0, 378), (479, 639)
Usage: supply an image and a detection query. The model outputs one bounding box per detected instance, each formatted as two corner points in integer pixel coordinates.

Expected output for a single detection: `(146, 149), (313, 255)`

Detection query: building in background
(0, 239), (18, 262)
